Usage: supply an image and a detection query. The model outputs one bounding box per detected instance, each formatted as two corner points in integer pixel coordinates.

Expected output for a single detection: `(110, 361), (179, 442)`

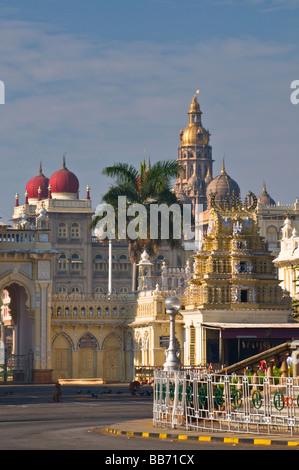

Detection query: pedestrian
(260, 359), (267, 372)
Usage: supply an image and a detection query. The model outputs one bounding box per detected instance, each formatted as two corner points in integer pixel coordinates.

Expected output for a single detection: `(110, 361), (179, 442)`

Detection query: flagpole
(108, 239), (112, 296)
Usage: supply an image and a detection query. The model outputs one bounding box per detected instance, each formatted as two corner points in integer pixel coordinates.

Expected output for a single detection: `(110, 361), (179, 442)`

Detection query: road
(0, 383), (296, 453)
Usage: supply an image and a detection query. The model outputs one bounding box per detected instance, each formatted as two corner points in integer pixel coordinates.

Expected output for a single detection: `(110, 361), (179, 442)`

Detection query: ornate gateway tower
(183, 192), (295, 368)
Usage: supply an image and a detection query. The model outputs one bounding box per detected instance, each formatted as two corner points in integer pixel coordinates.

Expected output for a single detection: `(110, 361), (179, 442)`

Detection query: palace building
(0, 95), (298, 382)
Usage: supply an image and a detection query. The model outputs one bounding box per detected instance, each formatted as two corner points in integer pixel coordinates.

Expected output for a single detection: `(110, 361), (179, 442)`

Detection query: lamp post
(163, 296), (181, 371)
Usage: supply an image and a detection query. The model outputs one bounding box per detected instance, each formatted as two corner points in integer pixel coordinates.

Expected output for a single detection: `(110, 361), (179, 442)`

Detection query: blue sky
(0, 0), (298, 223)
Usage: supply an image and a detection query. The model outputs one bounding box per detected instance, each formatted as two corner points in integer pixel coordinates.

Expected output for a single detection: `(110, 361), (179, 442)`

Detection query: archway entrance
(0, 283), (33, 382)
(103, 334), (122, 382)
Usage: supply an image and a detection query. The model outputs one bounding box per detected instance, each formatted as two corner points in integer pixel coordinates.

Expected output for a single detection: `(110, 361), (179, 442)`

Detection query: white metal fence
(153, 370), (299, 436)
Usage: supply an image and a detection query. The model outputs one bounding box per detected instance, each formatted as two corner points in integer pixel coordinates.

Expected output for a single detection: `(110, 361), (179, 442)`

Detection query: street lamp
(163, 296), (181, 371)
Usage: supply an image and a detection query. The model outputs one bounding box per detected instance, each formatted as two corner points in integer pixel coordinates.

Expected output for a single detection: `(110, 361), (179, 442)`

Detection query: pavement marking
(198, 436), (211, 442)
(253, 438), (271, 446)
(103, 427), (299, 447)
(224, 437), (239, 444)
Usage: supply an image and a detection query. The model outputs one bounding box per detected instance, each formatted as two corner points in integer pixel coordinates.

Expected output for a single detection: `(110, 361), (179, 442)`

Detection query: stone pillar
(281, 360), (288, 378)
(32, 260), (53, 383)
(292, 350), (299, 378)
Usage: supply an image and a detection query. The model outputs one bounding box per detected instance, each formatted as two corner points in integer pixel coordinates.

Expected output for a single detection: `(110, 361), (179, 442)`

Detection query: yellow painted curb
(198, 436), (211, 442)
(159, 433), (168, 439)
(224, 437), (239, 444)
(178, 435), (188, 440)
(142, 432), (150, 438)
(254, 439), (271, 446)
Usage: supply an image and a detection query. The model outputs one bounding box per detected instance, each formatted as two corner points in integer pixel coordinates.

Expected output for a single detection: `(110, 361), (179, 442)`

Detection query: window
(119, 287), (128, 293)
(58, 254), (67, 271)
(71, 253), (81, 270)
(119, 254), (129, 271)
(71, 286), (81, 294)
(267, 226), (277, 243)
(94, 286), (105, 294)
(94, 253), (105, 271)
(58, 285), (68, 294)
(240, 290), (248, 302)
(71, 223), (80, 239)
(58, 222), (68, 238)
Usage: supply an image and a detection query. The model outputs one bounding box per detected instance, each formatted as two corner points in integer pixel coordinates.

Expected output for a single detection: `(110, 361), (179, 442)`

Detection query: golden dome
(179, 95), (210, 146)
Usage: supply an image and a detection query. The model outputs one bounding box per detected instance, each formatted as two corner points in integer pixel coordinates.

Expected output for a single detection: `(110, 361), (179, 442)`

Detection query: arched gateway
(0, 225), (58, 383)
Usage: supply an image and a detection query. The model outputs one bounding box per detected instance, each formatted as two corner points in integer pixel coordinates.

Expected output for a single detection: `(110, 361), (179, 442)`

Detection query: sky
(0, 0), (298, 224)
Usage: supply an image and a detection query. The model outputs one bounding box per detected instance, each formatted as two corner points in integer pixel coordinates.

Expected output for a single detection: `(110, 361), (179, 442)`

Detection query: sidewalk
(94, 418), (299, 447)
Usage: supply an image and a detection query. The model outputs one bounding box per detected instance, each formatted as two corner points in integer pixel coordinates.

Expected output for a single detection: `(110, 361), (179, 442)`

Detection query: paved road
(0, 383), (296, 453)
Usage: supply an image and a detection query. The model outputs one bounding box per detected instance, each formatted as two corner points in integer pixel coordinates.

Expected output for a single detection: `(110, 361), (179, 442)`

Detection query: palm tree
(90, 158), (185, 290)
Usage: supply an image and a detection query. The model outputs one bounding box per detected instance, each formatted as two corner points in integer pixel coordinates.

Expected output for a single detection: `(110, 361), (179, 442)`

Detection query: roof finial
(221, 156), (226, 174)
(62, 153), (66, 169)
(39, 161), (43, 175)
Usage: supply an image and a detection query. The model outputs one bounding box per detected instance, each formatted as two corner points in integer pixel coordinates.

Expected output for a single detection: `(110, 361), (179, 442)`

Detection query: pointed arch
(52, 332), (73, 381)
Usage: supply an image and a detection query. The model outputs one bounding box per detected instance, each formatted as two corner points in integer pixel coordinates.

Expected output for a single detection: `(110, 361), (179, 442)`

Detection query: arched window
(71, 285), (81, 294)
(58, 253), (67, 271)
(119, 286), (128, 293)
(94, 253), (105, 271)
(71, 253), (81, 270)
(119, 254), (129, 271)
(58, 285), (68, 294)
(71, 223), (80, 239)
(58, 222), (68, 238)
(267, 226), (278, 243)
(94, 286), (105, 294)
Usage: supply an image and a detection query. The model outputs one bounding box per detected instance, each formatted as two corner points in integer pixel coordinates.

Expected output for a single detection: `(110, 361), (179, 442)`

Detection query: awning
(202, 322), (299, 339)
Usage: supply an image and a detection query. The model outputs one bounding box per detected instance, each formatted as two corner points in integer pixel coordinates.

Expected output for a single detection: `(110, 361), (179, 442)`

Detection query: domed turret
(258, 182), (276, 206)
(207, 159), (240, 206)
(25, 163), (49, 201)
(49, 155), (79, 199)
(179, 95), (210, 146)
(187, 167), (199, 190)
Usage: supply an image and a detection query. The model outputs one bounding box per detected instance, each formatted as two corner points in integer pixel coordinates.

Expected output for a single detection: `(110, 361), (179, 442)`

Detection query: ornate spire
(86, 185), (90, 200)
(62, 153), (66, 170)
(220, 157), (226, 175)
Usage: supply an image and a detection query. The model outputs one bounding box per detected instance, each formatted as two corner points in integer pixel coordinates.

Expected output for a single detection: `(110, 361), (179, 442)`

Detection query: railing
(153, 370), (299, 436)
(0, 230), (35, 244)
(0, 353), (33, 383)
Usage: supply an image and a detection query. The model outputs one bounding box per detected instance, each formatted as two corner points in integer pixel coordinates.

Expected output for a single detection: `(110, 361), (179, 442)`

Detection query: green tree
(90, 159), (186, 290)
